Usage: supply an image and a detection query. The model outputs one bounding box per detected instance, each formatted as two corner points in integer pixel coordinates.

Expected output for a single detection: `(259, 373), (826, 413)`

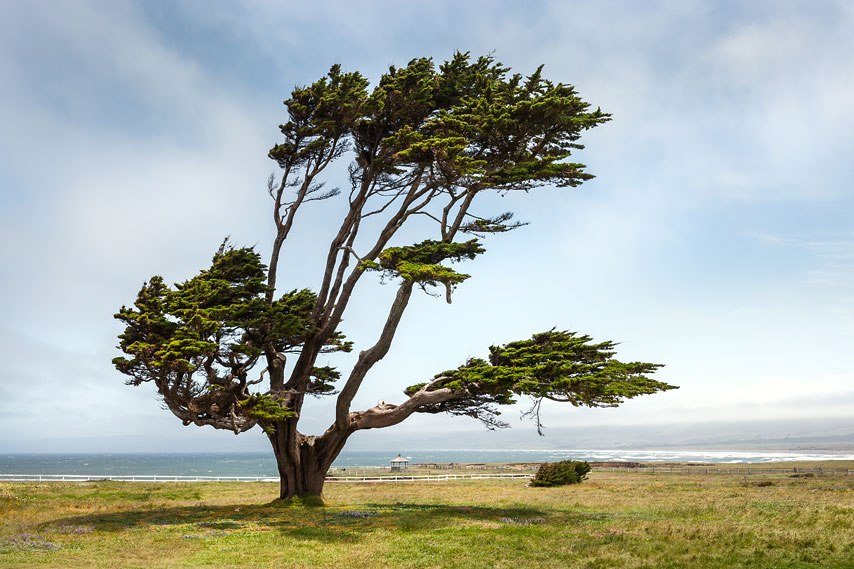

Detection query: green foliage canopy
(113, 242), (351, 431)
(407, 330), (675, 431)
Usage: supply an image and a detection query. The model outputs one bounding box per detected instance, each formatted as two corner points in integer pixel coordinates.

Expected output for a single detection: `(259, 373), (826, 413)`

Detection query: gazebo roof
(390, 454), (409, 463)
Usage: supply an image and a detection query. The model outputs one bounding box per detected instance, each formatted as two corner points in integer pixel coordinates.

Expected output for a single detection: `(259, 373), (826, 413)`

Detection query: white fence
(0, 474), (279, 483)
(2, 467), (853, 483)
(326, 473), (533, 483)
(0, 473), (533, 483)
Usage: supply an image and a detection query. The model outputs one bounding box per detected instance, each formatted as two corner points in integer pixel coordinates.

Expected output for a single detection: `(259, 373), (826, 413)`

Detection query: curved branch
(334, 281), (414, 429)
(349, 382), (464, 431)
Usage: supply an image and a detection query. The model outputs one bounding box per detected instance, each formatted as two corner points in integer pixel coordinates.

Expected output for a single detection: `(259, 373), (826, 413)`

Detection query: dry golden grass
(1, 466), (853, 568)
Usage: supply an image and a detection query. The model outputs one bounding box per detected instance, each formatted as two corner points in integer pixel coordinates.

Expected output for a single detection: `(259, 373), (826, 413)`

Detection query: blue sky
(1, 0), (852, 452)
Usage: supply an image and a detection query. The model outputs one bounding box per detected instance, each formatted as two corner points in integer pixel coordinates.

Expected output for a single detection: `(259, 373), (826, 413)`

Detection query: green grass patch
(1, 466), (853, 568)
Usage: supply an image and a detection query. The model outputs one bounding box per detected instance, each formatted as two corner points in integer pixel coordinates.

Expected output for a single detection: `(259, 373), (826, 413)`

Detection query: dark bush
(530, 460), (591, 487)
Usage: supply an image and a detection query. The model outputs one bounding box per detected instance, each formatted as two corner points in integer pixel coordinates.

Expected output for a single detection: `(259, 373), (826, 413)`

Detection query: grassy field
(2, 466), (853, 568)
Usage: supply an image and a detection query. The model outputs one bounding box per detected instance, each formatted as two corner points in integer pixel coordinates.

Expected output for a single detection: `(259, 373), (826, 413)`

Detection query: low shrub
(530, 460), (591, 487)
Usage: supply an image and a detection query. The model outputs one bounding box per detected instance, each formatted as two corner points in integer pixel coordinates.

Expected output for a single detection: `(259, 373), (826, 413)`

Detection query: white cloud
(1, 0), (853, 452)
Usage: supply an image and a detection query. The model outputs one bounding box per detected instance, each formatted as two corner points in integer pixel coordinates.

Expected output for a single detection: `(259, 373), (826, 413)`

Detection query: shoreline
(4, 449), (854, 479)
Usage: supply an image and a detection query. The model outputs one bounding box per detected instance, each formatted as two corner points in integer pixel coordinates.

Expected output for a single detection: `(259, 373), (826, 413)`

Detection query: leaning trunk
(266, 420), (347, 499)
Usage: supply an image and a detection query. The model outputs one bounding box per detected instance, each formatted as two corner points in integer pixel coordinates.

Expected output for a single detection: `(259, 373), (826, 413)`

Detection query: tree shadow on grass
(44, 502), (274, 532)
(272, 502), (552, 542)
(364, 502), (547, 520)
(43, 500), (554, 544)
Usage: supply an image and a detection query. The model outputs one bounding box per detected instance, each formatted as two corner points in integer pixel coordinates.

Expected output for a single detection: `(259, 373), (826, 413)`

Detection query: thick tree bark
(266, 419), (347, 498)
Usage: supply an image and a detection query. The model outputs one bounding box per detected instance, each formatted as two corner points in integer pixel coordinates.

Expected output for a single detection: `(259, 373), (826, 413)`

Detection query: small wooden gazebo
(390, 454), (409, 472)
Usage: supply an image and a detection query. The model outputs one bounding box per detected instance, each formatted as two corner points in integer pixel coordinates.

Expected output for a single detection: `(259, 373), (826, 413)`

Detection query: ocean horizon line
(3, 448), (854, 478)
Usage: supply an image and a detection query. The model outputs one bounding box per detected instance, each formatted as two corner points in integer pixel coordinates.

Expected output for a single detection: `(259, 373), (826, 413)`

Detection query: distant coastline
(3, 448), (854, 478)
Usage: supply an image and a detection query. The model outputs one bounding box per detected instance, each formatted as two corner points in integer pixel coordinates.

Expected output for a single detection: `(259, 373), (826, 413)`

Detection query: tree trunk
(266, 420), (345, 499)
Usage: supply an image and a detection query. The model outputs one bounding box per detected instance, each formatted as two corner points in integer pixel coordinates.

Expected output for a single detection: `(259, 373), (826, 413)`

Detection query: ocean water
(2, 449), (854, 477)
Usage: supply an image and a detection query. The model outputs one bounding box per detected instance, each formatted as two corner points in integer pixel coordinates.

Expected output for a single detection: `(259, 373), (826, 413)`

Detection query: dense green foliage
(530, 460), (592, 487)
(407, 330), (675, 429)
(361, 239), (485, 296)
(113, 243), (351, 431)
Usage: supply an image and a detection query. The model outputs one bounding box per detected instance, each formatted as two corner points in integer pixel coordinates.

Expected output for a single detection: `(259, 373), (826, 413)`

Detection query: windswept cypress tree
(114, 53), (677, 498)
